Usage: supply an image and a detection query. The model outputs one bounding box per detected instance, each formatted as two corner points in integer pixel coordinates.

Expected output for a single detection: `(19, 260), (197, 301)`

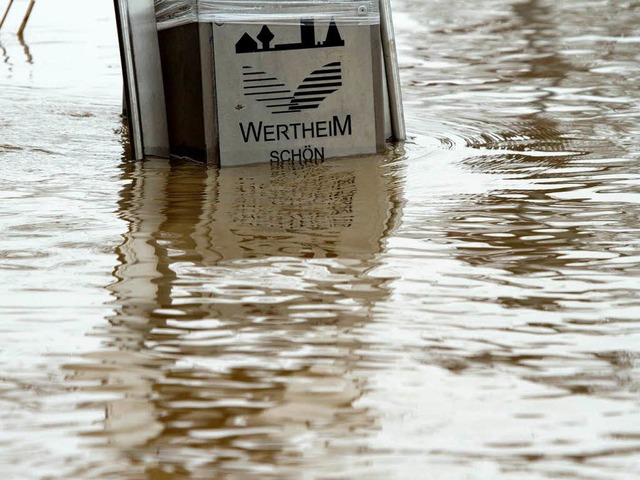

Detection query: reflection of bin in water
(82, 157), (403, 470)
(194, 155), (401, 261)
(115, 0), (405, 166)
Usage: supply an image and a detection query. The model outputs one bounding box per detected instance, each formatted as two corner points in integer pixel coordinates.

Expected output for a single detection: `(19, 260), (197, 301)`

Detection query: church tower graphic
(236, 19), (345, 54)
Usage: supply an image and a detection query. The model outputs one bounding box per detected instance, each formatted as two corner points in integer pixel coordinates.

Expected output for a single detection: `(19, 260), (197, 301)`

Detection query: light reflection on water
(1, 0), (640, 479)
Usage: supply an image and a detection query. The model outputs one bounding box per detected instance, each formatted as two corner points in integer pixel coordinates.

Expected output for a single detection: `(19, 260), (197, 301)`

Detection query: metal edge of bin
(199, 23), (220, 164)
(115, 0), (170, 160)
(122, 1), (401, 162)
(371, 23), (387, 153)
(114, 0), (144, 159)
(380, 0), (405, 142)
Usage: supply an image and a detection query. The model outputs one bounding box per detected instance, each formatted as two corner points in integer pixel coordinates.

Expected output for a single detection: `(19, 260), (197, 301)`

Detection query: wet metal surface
(1, 1), (640, 478)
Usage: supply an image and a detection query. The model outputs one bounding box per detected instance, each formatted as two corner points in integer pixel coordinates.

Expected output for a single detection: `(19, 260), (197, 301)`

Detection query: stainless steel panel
(115, 0), (169, 159)
(212, 18), (384, 166)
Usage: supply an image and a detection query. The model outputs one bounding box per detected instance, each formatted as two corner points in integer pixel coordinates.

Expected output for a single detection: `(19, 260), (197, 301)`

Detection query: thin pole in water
(17, 0), (34, 37)
(0, 0), (15, 30)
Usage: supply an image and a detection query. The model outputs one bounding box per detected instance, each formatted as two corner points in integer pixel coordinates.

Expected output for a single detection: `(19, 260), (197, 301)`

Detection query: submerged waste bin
(115, 0), (405, 166)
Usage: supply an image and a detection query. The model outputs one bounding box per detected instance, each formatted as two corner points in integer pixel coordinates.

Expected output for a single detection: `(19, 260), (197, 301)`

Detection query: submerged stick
(0, 0), (15, 30)
(17, 0), (34, 37)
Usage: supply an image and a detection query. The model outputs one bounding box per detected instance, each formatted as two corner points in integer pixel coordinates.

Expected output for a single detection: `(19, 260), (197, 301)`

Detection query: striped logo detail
(242, 62), (342, 115)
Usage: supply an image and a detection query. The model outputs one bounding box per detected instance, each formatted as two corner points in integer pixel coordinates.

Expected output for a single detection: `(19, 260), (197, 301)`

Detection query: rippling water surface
(1, 1), (640, 478)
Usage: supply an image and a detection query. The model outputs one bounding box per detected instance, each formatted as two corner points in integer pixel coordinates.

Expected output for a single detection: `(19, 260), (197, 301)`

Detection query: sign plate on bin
(212, 18), (384, 166)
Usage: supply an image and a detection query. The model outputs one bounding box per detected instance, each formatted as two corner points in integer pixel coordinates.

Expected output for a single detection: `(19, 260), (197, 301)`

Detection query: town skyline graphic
(236, 18), (345, 54)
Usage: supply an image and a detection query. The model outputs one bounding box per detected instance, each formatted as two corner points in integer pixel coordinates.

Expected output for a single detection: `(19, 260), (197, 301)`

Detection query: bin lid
(155, 0), (380, 30)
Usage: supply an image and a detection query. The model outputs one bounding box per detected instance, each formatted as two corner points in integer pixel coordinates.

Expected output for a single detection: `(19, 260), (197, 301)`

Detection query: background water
(1, 0), (640, 479)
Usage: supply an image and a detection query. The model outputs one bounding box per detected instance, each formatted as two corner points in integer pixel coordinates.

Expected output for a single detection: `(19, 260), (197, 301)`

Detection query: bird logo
(241, 62), (343, 115)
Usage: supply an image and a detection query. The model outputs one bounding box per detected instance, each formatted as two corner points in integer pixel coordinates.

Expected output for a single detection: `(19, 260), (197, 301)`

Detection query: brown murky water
(1, 1), (640, 478)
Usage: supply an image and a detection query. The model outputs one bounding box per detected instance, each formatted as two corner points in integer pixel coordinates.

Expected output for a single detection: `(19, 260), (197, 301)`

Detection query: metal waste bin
(115, 0), (405, 166)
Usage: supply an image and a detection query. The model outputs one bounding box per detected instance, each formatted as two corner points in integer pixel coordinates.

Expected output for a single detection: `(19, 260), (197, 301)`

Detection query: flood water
(1, 0), (640, 478)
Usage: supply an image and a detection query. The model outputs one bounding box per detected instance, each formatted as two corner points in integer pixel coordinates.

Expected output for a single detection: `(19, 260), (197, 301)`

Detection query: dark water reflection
(2, 0), (640, 479)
